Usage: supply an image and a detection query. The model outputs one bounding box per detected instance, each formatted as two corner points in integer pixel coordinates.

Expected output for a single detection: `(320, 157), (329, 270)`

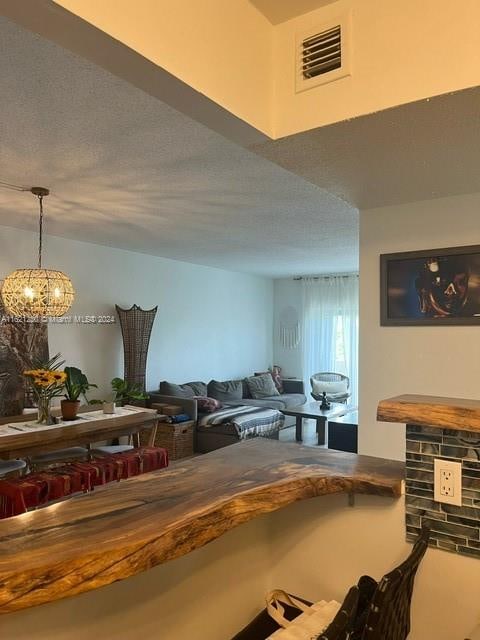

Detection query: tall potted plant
(62, 367), (97, 421)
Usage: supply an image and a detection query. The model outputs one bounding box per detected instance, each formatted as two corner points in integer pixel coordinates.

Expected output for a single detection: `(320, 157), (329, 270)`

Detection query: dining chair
(92, 444), (134, 455)
(29, 447), (89, 471)
(0, 459), (27, 478)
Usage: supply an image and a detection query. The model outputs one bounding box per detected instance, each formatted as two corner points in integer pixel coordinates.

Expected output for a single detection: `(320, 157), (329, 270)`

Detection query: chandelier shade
(0, 185), (75, 318)
(1, 269), (75, 318)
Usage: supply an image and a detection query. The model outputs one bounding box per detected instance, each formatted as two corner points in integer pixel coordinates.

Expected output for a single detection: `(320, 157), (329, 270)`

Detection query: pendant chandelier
(1, 186), (75, 318)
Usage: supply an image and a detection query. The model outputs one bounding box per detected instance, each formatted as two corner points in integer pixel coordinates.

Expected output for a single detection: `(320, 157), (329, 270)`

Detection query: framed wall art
(380, 245), (480, 326)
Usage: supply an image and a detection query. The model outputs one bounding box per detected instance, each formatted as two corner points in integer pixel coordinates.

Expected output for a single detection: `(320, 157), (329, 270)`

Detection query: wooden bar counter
(377, 394), (480, 432)
(0, 439), (404, 615)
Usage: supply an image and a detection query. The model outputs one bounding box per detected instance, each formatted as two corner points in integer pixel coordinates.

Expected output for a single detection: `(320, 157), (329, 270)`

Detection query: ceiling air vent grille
(295, 14), (351, 93)
(302, 25), (341, 80)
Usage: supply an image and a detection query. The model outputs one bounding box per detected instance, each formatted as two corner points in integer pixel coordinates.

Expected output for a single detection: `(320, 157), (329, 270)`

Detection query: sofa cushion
(276, 393), (307, 408)
(207, 379), (243, 402)
(159, 381), (207, 398)
(246, 373), (279, 399)
(187, 381), (208, 396)
(242, 378), (252, 399)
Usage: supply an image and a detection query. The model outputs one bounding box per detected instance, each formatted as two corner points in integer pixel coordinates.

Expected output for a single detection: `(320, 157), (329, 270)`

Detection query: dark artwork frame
(380, 244), (480, 326)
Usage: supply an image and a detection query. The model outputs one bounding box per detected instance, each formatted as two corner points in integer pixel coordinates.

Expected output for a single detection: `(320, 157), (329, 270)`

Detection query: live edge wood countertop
(0, 439), (404, 615)
(377, 394), (480, 432)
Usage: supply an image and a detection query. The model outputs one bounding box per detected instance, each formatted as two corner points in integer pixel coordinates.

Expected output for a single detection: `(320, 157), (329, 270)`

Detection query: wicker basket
(141, 420), (195, 460)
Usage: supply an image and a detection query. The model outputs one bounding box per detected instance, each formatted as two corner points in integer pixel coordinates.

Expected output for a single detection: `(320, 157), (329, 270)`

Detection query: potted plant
(111, 377), (148, 407)
(61, 367), (97, 421)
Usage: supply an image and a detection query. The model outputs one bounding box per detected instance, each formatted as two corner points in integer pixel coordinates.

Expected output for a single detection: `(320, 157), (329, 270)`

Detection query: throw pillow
(159, 381), (195, 398)
(246, 373), (280, 399)
(312, 379), (348, 395)
(207, 379), (243, 402)
(159, 380), (207, 398)
(255, 368), (284, 394)
(195, 396), (221, 413)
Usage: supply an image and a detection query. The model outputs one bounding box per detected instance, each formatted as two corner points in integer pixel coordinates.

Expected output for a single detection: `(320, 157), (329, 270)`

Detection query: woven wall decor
(115, 304), (157, 392)
(0, 292), (49, 416)
(279, 305), (300, 349)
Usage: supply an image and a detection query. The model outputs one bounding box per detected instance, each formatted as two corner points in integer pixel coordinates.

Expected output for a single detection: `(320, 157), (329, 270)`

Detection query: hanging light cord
(37, 194), (43, 269)
(0, 180), (50, 270)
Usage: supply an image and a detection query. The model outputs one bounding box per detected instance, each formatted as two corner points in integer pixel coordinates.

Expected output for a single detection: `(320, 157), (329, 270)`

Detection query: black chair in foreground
(360, 525), (430, 640)
(230, 525), (430, 640)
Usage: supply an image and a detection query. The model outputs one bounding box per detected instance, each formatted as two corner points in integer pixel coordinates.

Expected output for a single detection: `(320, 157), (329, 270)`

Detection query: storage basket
(141, 420), (195, 460)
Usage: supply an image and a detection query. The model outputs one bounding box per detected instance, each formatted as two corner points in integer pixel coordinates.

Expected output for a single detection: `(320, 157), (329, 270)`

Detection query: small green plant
(111, 377), (148, 405)
(63, 367), (97, 402)
(88, 378), (149, 406)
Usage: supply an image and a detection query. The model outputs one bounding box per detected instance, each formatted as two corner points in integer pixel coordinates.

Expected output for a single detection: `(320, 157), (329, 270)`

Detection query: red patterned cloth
(0, 447), (168, 519)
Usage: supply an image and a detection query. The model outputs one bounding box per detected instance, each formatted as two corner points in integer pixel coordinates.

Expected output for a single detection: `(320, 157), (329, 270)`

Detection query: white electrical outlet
(434, 458), (462, 506)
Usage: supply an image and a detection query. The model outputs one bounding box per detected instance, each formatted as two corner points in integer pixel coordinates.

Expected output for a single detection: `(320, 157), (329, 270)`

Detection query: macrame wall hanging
(0, 290), (49, 416)
(115, 304), (157, 392)
(279, 305), (300, 349)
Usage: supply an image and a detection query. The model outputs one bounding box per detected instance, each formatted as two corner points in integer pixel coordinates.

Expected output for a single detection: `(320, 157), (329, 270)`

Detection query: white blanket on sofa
(198, 405), (285, 439)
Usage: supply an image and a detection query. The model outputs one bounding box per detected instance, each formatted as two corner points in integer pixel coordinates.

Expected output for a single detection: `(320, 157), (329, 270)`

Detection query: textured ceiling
(2, 16), (479, 281)
(249, 0), (338, 24)
(253, 88), (480, 210)
(0, 17), (357, 278)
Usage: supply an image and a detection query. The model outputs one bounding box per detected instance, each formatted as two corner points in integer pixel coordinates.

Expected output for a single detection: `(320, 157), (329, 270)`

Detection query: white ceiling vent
(296, 14), (351, 93)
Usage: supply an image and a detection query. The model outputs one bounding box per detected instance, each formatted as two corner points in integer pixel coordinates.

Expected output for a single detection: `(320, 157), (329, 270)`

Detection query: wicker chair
(310, 372), (350, 404)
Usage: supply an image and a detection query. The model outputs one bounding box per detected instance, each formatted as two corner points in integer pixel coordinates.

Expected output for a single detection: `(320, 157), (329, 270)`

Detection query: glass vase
(37, 395), (54, 425)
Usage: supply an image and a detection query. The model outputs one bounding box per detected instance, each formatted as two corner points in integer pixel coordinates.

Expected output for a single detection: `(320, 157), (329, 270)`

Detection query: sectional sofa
(147, 376), (306, 452)
(148, 377), (306, 424)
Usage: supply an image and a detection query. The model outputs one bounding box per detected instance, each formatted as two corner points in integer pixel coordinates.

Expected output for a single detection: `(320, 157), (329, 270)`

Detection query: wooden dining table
(0, 405), (159, 459)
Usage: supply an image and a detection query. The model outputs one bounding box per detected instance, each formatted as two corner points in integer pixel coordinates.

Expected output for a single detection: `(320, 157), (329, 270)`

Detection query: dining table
(0, 405), (159, 459)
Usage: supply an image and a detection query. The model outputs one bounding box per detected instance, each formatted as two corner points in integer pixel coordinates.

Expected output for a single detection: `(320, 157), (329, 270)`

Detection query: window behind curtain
(302, 275), (359, 405)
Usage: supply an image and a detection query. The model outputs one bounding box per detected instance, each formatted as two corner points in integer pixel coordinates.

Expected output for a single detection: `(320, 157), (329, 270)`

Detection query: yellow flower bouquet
(24, 354), (67, 424)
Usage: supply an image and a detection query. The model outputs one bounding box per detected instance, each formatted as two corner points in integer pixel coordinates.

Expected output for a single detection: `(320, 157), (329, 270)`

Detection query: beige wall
(359, 191), (480, 461)
(41, 1), (480, 140)
(273, 0), (480, 137)
(52, 0), (273, 136)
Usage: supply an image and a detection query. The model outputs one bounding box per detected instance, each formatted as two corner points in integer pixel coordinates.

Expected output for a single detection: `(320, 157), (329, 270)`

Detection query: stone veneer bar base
(406, 424), (480, 558)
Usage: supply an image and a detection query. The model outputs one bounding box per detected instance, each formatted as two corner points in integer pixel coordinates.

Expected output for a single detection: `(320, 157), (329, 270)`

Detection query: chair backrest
(361, 526), (430, 640)
(310, 372), (350, 390)
(317, 586), (359, 640)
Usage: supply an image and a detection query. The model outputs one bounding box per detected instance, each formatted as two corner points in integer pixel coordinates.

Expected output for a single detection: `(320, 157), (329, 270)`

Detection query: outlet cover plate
(434, 458), (462, 506)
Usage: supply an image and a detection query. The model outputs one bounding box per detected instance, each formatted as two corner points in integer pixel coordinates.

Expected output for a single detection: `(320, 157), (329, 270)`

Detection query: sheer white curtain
(302, 275), (359, 405)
